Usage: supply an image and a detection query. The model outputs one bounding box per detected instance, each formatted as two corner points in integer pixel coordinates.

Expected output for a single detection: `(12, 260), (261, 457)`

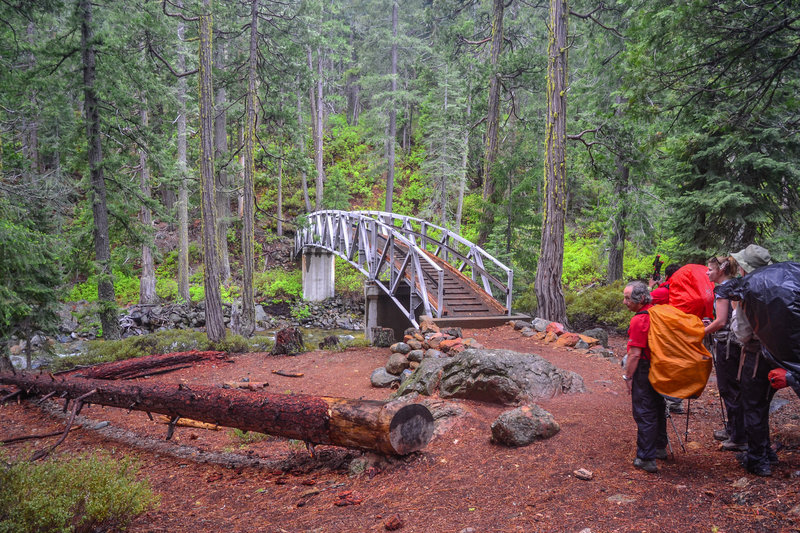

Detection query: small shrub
(155, 278), (179, 302)
(229, 428), (271, 445)
(253, 269), (302, 300)
(291, 304), (311, 320)
(334, 258), (364, 296)
(0, 449), (158, 533)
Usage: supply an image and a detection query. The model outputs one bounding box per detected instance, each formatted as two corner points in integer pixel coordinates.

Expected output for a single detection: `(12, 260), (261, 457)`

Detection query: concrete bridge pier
(365, 281), (414, 344)
(302, 249), (335, 301)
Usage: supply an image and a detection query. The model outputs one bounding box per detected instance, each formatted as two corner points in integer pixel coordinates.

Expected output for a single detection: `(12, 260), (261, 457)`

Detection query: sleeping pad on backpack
(715, 262), (800, 374)
(647, 304), (713, 399)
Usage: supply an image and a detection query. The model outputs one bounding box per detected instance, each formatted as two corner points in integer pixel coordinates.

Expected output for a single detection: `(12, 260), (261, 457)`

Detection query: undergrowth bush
(253, 269), (302, 300)
(49, 330), (272, 372)
(565, 280), (631, 332)
(0, 449), (158, 533)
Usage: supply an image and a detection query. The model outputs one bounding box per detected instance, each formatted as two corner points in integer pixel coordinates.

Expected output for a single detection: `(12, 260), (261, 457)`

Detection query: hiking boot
(655, 448), (668, 460)
(713, 428), (730, 441)
(633, 458), (658, 473)
(747, 463), (772, 477)
(720, 439), (748, 452)
(768, 448), (779, 464)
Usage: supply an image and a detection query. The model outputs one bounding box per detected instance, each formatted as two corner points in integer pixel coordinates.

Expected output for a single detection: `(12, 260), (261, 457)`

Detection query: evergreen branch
(47, 47), (80, 76)
(162, 0), (199, 22)
(147, 43), (198, 78)
(570, 6), (624, 38)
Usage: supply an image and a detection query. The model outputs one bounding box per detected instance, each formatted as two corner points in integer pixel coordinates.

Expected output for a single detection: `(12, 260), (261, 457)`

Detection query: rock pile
(511, 318), (615, 358)
(370, 320), (485, 388)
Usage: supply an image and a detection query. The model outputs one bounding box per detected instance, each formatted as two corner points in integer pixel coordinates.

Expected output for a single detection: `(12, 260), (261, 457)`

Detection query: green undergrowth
(565, 280), (632, 332)
(50, 330), (273, 372)
(0, 448), (158, 533)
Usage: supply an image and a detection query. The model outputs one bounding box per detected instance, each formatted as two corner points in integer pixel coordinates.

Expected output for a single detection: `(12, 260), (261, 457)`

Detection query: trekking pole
(684, 399), (691, 443)
(710, 339), (729, 429)
(665, 407), (686, 453)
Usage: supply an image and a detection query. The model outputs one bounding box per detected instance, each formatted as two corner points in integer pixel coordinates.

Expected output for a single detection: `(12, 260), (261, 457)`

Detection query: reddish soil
(3, 325), (800, 533)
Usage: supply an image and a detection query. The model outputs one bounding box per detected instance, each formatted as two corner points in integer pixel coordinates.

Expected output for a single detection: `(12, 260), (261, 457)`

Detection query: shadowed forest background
(1, 0), (799, 351)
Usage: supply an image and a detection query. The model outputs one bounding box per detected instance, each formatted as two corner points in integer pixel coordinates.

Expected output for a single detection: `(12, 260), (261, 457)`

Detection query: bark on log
(0, 372), (434, 456)
(61, 351), (229, 380)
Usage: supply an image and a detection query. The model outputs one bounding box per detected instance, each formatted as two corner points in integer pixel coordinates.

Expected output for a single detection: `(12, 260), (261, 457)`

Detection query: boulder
(394, 358), (450, 397)
(424, 348), (445, 359)
(407, 349), (425, 363)
(390, 342), (412, 355)
(385, 352), (410, 375)
(545, 322), (566, 336)
(521, 327), (537, 337)
(581, 328), (609, 348)
(491, 404), (560, 446)
(532, 317), (549, 332)
(555, 332), (581, 348)
(371, 367), (401, 388)
(512, 320), (532, 330)
(398, 348), (585, 404)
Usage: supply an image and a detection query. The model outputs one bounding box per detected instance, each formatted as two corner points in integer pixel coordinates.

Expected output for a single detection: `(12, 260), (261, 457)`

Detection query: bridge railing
(295, 210), (445, 323)
(355, 211), (513, 315)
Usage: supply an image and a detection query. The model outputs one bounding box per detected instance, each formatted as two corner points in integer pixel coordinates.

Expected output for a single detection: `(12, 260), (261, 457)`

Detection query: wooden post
(0, 372), (434, 456)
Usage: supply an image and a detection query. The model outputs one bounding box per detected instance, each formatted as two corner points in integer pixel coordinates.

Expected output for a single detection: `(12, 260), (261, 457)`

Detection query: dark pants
(739, 348), (775, 469)
(632, 359), (668, 460)
(714, 336), (744, 442)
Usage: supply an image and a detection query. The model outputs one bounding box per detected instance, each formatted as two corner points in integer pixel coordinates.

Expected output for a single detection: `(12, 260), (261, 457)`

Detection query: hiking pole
(665, 407), (686, 453)
(710, 339), (729, 430)
(685, 399), (691, 443)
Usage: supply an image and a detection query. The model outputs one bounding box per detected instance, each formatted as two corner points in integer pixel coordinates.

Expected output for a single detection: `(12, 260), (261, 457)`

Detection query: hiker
(648, 263), (681, 305)
(703, 255), (746, 451)
(622, 281), (668, 473)
(729, 244), (776, 476)
(648, 263), (685, 414)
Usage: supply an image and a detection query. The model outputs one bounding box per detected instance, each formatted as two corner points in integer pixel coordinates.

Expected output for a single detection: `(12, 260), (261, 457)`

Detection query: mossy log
(0, 372), (434, 456)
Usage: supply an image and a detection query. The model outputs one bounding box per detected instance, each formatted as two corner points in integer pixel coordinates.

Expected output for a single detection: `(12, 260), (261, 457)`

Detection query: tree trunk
(535, 0), (569, 325)
(0, 371), (434, 456)
(80, 0), (119, 340)
(214, 40), (231, 283)
(346, 22), (360, 127)
(455, 82), (472, 234)
(440, 65), (449, 226)
(297, 89), (312, 212)
(62, 350), (228, 380)
(238, 0), (259, 338)
(385, 1), (398, 214)
(139, 104), (157, 305)
(607, 167), (628, 283)
(198, 0), (225, 342)
(176, 2), (191, 304)
(476, 0), (505, 247)
(308, 47), (325, 211)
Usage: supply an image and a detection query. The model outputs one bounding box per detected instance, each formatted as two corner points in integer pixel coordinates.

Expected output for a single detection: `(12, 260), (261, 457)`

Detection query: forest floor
(3, 324), (800, 533)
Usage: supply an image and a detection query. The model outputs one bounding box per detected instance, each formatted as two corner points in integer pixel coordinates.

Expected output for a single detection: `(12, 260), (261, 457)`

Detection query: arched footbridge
(294, 210), (527, 333)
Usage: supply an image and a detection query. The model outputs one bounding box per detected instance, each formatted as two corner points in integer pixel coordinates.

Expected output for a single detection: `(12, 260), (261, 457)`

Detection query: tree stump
(271, 327), (305, 355)
(371, 327), (395, 347)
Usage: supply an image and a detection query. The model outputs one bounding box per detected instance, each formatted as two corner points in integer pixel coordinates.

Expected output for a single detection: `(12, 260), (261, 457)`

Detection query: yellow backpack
(646, 304), (713, 399)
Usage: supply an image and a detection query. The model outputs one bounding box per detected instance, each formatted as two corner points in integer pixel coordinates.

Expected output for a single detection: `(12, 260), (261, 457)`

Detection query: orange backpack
(646, 304), (713, 399)
(668, 264), (715, 320)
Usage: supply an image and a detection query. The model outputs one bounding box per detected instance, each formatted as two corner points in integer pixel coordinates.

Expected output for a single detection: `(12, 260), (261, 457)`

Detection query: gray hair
(626, 281), (652, 305)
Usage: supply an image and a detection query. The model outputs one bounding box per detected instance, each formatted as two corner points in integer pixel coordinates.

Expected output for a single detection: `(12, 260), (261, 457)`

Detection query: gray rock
(424, 349), (445, 359)
(581, 327), (608, 348)
(394, 358), (450, 397)
(437, 348), (585, 404)
(254, 305), (268, 324)
(512, 320), (532, 330)
(491, 404), (560, 446)
(385, 352), (410, 375)
(575, 339), (590, 350)
(390, 342), (412, 354)
(532, 317), (550, 332)
(370, 367), (401, 388)
(521, 327), (537, 337)
(407, 349), (425, 363)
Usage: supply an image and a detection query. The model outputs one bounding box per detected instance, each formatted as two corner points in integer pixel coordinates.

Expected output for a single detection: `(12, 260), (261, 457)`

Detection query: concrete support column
(302, 249), (335, 301)
(364, 280), (413, 343)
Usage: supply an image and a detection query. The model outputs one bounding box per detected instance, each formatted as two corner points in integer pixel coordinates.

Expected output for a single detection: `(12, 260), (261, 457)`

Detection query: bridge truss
(295, 210), (513, 326)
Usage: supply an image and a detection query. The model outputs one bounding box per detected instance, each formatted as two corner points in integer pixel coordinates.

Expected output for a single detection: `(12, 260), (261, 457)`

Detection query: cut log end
(388, 403), (434, 455)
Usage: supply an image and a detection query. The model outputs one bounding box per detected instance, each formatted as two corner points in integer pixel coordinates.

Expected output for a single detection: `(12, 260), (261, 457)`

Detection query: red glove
(768, 368), (788, 390)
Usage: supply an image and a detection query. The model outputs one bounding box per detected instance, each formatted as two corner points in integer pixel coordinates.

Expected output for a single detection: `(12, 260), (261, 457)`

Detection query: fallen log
(0, 372), (434, 456)
(60, 351), (229, 380)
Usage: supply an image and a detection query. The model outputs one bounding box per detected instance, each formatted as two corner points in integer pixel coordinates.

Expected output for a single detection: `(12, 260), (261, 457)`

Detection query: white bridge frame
(295, 210), (513, 324)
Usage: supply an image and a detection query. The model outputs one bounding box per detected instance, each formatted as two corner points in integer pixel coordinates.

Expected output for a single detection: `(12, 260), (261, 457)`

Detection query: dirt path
(2, 324), (800, 532)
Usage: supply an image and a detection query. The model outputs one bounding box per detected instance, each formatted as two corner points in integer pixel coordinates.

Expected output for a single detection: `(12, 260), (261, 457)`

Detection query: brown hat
(731, 244), (772, 274)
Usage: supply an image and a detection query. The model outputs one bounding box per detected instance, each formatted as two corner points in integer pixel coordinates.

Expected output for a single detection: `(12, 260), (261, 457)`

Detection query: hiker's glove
(768, 368), (788, 390)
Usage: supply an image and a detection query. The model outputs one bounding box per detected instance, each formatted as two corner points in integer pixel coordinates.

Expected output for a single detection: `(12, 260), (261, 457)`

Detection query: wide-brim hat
(731, 244), (772, 274)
